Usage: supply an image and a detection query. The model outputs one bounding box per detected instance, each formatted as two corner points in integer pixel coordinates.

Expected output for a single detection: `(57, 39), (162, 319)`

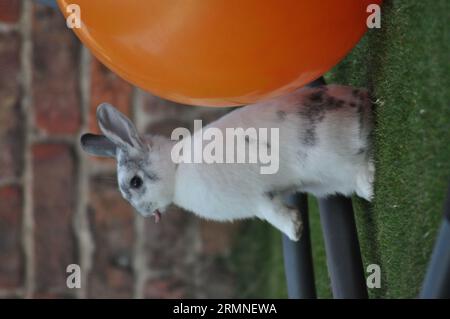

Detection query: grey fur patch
(298, 88), (329, 146)
(142, 201), (155, 213)
(276, 110), (287, 121)
(334, 99), (345, 108)
(356, 147), (366, 155)
(118, 158), (133, 168)
(265, 191), (275, 200)
(309, 90), (324, 103)
(299, 87), (361, 146)
(144, 171), (160, 182)
(120, 182), (132, 200)
(297, 149), (308, 161)
(324, 96), (345, 110)
(264, 185), (302, 202)
(136, 185), (147, 197)
(303, 127), (317, 146)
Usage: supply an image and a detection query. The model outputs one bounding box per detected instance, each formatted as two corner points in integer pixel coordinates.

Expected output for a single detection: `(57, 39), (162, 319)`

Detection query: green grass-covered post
(420, 184), (450, 298)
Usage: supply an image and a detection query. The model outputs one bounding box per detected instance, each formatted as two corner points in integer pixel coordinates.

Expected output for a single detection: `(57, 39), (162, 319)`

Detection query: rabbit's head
(80, 103), (175, 221)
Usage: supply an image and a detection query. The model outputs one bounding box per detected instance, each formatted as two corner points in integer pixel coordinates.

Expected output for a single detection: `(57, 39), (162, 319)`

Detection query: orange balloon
(58, 0), (381, 107)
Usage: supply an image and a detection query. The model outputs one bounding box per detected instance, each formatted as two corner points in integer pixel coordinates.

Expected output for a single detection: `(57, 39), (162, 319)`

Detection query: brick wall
(0, 0), (240, 298)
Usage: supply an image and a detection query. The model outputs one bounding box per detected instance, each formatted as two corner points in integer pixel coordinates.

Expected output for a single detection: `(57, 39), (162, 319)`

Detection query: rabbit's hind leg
(259, 193), (303, 241)
(355, 160), (375, 201)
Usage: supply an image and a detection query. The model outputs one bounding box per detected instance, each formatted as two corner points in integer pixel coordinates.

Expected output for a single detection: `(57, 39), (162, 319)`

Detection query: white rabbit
(81, 85), (374, 241)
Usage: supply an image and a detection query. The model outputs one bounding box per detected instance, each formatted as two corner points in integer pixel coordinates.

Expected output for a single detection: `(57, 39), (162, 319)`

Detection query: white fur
(82, 85), (375, 241)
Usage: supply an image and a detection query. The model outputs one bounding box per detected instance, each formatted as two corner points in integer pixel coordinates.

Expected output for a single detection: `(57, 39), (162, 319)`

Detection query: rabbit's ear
(96, 103), (145, 151)
(80, 133), (116, 158)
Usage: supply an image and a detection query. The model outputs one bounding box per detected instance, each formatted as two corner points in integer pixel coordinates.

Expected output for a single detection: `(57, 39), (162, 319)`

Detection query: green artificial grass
(230, 0), (450, 298)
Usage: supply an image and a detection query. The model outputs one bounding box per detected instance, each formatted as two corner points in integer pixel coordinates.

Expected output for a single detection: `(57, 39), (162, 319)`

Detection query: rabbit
(80, 84), (374, 241)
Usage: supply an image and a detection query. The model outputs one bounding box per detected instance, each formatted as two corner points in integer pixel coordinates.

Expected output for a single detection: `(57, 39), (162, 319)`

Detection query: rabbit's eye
(130, 176), (143, 189)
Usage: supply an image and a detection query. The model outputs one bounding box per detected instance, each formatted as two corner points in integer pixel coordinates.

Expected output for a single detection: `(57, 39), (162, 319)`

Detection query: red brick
(33, 5), (81, 134)
(199, 220), (239, 255)
(0, 31), (22, 180)
(145, 118), (190, 137)
(0, 186), (22, 289)
(88, 175), (134, 298)
(33, 144), (76, 297)
(200, 260), (236, 298)
(142, 93), (229, 128)
(0, 0), (21, 23)
(142, 94), (187, 120)
(89, 58), (132, 134)
(143, 207), (194, 298)
(142, 205), (238, 298)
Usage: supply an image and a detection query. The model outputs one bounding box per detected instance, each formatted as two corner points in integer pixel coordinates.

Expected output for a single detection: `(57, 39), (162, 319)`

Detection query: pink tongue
(154, 210), (161, 224)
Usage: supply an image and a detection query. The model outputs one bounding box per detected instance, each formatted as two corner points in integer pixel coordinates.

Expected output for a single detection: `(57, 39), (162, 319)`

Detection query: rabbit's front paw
(261, 197), (303, 241)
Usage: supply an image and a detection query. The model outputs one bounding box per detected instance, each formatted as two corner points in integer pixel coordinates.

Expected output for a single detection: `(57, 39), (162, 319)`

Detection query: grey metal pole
(282, 193), (317, 299)
(318, 196), (368, 299)
(420, 184), (450, 299)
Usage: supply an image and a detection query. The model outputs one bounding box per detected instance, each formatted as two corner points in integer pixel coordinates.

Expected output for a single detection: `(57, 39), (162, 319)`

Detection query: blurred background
(0, 0), (449, 299)
(0, 0), (241, 298)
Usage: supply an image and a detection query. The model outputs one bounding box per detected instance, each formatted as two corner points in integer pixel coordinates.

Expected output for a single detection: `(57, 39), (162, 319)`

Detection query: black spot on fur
(299, 104), (325, 122)
(325, 96), (335, 106)
(335, 99), (345, 108)
(309, 90), (324, 103)
(324, 96), (345, 110)
(303, 127), (316, 146)
(144, 171), (160, 182)
(299, 87), (352, 147)
(298, 89), (328, 146)
(276, 110), (287, 121)
(265, 191), (275, 200)
(350, 102), (357, 108)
